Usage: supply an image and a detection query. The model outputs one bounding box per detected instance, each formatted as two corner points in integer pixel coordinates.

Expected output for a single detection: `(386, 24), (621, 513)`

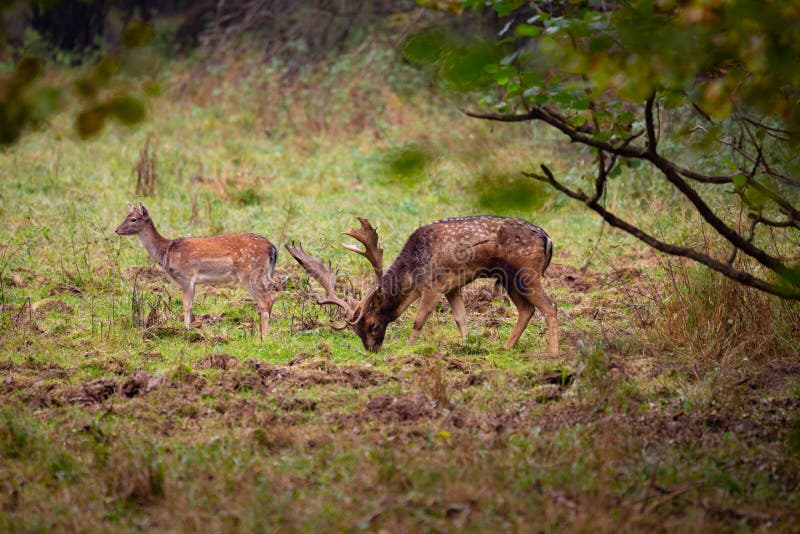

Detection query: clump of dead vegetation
(618, 255), (800, 366)
(135, 137), (158, 197)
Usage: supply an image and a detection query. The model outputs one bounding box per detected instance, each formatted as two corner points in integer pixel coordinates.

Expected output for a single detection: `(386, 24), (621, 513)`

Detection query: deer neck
(137, 221), (171, 268)
(377, 266), (417, 323)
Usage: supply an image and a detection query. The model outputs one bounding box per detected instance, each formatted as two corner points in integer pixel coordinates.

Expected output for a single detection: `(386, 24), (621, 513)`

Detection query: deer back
(165, 233), (276, 283)
(384, 216), (553, 294)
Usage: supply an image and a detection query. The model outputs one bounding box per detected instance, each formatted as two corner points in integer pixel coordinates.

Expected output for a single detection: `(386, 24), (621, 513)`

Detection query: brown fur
(288, 216), (559, 354)
(115, 203), (278, 336)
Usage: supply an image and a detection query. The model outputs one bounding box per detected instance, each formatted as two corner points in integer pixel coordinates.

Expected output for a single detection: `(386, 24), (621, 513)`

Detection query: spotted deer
(286, 216), (558, 354)
(115, 203), (278, 336)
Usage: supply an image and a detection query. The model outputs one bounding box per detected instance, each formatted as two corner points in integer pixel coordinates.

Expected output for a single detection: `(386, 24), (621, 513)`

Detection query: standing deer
(286, 216), (558, 354)
(115, 203), (278, 336)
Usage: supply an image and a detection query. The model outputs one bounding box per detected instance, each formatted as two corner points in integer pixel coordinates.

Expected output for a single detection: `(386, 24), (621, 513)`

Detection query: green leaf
(94, 56), (120, 84)
(122, 19), (154, 48)
(473, 171), (550, 213)
(439, 42), (504, 92)
(625, 159), (642, 169)
(30, 87), (61, 120)
(403, 31), (448, 65)
(732, 174), (747, 188)
(588, 35), (614, 53)
(76, 106), (108, 139)
(110, 95), (146, 125)
(383, 143), (434, 185)
(515, 24), (542, 37)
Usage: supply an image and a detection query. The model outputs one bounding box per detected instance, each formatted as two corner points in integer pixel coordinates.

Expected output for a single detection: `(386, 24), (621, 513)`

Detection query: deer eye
(130, 218), (138, 222)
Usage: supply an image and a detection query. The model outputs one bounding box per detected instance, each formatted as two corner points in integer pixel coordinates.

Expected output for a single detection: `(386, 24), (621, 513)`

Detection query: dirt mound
(54, 378), (118, 405)
(360, 393), (439, 422)
(546, 263), (598, 292)
(23, 371), (167, 407)
(276, 397), (318, 412)
(35, 299), (74, 315)
(462, 283), (507, 315)
(120, 371), (165, 398)
(48, 282), (83, 296)
(197, 353), (239, 370)
(245, 359), (392, 390)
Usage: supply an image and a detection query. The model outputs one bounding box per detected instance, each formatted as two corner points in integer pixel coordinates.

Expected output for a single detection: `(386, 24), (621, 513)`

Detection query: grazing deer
(115, 203), (278, 336)
(286, 216), (558, 354)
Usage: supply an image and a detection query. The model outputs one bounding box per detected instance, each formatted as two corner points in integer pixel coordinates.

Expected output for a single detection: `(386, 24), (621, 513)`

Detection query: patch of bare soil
(80, 356), (129, 375)
(34, 299), (74, 315)
(192, 313), (224, 327)
(276, 397), (318, 412)
(196, 353), (239, 370)
(1, 301), (43, 333)
(2, 370), (166, 408)
(47, 282), (83, 296)
(546, 263), (599, 292)
(53, 378), (119, 405)
(360, 393), (440, 423)
(2, 266), (39, 288)
(242, 359), (393, 391)
(462, 283), (509, 321)
(119, 371), (165, 398)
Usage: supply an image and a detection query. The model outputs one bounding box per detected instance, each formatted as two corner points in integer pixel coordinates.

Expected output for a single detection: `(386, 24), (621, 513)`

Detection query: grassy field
(1, 48), (799, 532)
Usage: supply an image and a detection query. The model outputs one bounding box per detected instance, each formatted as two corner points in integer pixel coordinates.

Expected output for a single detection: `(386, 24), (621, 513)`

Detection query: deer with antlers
(286, 216), (558, 354)
(115, 203), (278, 337)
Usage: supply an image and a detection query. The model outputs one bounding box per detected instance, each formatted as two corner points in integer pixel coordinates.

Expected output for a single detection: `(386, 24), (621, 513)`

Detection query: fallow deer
(286, 216), (558, 354)
(115, 203), (278, 336)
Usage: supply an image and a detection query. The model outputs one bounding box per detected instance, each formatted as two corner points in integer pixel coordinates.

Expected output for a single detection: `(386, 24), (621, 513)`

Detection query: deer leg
(445, 287), (468, 341)
(181, 282), (196, 329)
(246, 277), (277, 338)
(504, 288), (535, 349)
(408, 289), (440, 345)
(527, 281), (559, 355)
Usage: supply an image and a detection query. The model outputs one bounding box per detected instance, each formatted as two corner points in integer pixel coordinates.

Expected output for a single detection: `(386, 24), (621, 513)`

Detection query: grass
(1, 45), (799, 531)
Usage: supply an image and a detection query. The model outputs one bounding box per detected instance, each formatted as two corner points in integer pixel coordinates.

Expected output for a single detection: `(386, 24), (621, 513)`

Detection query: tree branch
(524, 165), (800, 299)
(465, 104), (798, 276)
(645, 93), (658, 153)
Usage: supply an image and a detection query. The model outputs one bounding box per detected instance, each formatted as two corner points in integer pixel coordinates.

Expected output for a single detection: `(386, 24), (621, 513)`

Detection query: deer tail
(268, 243), (278, 280)
(542, 233), (553, 275)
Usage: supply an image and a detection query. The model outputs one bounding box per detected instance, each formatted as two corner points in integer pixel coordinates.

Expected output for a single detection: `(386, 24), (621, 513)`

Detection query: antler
(342, 216), (383, 284)
(285, 242), (356, 321)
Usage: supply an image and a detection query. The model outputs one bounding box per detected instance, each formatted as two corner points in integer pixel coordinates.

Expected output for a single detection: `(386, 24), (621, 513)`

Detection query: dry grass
(620, 254), (800, 366)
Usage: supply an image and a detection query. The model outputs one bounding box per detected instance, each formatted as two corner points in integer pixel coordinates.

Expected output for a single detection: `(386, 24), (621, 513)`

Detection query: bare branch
(467, 104), (798, 273)
(525, 165), (800, 300)
(740, 116), (791, 141)
(749, 214), (797, 228)
(645, 93), (658, 153)
(720, 133), (800, 188)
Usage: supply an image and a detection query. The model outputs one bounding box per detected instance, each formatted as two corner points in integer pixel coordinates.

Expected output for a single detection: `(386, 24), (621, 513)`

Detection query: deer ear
(139, 203), (150, 218)
(127, 202), (136, 211)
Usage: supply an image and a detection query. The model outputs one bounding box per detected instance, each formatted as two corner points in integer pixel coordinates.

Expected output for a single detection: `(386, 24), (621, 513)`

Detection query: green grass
(1, 48), (799, 531)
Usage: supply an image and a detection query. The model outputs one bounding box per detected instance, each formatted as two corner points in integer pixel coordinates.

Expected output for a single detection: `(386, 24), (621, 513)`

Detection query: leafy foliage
(414, 0), (800, 299)
(0, 17), (152, 144)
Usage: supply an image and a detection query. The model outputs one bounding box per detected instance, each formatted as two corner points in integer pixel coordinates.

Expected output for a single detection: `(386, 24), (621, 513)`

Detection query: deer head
(286, 217), (388, 351)
(115, 202), (151, 235)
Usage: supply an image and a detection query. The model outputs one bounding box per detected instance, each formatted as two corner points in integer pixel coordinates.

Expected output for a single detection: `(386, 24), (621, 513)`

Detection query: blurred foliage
(418, 0), (800, 137)
(382, 142), (436, 185)
(0, 1), (158, 145)
(410, 0), (800, 298)
(473, 171), (549, 213)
